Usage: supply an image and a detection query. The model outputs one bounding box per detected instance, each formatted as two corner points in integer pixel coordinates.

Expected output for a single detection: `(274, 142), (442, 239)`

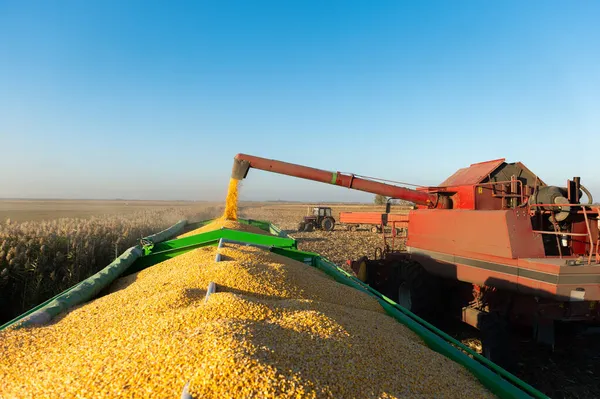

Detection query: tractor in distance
(297, 206), (336, 232)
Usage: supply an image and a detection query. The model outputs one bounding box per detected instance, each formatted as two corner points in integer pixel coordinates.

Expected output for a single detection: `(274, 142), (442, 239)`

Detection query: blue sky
(1, 1), (598, 202)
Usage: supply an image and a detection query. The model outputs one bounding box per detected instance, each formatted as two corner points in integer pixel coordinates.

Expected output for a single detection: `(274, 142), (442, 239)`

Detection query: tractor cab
(309, 206), (332, 218)
(297, 206), (336, 232)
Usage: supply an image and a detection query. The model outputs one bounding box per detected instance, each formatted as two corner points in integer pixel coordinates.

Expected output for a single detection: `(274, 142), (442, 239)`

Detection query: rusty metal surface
(439, 158), (506, 187)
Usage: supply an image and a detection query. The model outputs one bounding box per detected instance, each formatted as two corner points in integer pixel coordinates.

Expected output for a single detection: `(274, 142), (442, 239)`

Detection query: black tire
(297, 222), (306, 232)
(480, 312), (516, 372)
(394, 260), (439, 321)
(321, 217), (335, 231)
(355, 256), (369, 282)
(304, 222), (314, 232)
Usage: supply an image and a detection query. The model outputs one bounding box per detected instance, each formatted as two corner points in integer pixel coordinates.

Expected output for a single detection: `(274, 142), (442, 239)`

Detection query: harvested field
(239, 203), (402, 273)
(0, 199), (221, 223)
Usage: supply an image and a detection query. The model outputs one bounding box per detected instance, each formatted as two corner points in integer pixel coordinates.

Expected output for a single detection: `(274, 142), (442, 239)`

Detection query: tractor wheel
(355, 256), (369, 282)
(371, 226), (379, 233)
(480, 312), (516, 372)
(297, 222), (306, 232)
(395, 260), (439, 321)
(321, 217), (335, 231)
(304, 222), (314, 232)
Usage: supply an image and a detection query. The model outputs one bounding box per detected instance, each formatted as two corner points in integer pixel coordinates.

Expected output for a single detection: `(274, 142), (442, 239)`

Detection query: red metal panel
(456, 264), (519, 289)
(418, 255), (600, 302)
(506, 209), (547, 258)
(571, 218), (598, 255)
(474, 185), (505, 210)
(452, 186), (476, 209)
(339, 212), (409, 227)
(388, 214), (409, 223)
(515, 276), (559, 297)
(339, 212), (384, 225)
(439, 158), (505, 187)
(407, 209), (545, 259)
(234, 154), (435, 205)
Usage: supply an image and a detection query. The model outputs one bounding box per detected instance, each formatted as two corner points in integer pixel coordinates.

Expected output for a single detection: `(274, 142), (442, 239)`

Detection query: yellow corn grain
(223, 177), (239, 220)
(177, 218), (270, 238)
(0, 223), (497, 399)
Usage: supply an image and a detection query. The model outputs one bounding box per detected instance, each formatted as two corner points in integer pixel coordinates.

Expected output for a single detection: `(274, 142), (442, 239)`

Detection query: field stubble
(239, 204), (398, 273)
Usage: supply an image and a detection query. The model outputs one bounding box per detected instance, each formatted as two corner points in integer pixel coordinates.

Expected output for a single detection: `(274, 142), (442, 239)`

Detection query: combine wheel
(297, 222), (306, 232)
(371, 226), (381, 233)
(304, 222), (314, 232)
(355, 256), (369, 282)
(395, 260), (439, 321)
(321, 217), (335, 231)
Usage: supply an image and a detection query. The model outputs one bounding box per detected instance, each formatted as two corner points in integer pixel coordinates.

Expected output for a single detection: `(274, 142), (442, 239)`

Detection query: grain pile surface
(0, 237), (497, 398)
(177, 217), (270, 238)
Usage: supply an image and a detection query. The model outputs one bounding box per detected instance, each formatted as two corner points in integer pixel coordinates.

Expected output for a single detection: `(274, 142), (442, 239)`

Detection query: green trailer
(1, 219), (549, 399)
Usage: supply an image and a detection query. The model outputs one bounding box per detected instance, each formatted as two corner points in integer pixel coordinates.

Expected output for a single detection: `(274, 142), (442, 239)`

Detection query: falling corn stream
(0, 179), (497, 398)
(223, 178), (239, 221)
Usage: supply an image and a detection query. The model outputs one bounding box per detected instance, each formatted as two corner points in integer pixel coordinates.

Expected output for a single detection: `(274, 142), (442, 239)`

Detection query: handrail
(475, 179), (526, 207)
(530, 203), (599, 264)
(582, 206), (595, 265)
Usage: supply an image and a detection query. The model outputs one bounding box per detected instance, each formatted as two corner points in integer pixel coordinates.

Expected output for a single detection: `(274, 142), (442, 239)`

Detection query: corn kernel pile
(0, 223), (497, 398)
(177, 218), (270, 238)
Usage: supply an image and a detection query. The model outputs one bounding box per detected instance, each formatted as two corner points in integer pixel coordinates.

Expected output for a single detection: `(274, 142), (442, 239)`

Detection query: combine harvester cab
(1, 218), (548, 399)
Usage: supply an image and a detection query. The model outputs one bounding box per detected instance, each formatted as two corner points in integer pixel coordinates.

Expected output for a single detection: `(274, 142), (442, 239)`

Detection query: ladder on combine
(380, 221), (407, 254)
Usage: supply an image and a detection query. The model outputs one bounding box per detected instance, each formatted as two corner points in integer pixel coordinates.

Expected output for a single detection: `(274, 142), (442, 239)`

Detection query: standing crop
(0, 206), (219, 324)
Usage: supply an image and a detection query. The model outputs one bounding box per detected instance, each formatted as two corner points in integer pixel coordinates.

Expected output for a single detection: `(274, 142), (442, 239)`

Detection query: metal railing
(530, 203), (600, 265)
(474, 179), (526, 208)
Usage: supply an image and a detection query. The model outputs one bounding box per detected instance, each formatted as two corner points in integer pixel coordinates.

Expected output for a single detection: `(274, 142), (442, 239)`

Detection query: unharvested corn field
(0, 217), (495, 398)
(0, 206), (222, 325)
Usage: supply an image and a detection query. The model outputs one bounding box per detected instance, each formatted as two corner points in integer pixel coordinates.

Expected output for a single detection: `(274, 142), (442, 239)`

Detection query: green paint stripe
(330, 172), (337, 184)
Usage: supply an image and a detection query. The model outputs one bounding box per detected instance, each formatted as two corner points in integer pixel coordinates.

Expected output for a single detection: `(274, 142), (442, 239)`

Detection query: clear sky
(1, 1), (598, 203)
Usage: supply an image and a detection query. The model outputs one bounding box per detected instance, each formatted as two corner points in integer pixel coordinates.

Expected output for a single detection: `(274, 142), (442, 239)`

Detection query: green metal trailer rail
(0, 218), (549, 399)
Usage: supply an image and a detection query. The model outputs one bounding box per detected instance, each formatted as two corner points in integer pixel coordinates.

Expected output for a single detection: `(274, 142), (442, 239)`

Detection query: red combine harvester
(231, 154), (600, 368)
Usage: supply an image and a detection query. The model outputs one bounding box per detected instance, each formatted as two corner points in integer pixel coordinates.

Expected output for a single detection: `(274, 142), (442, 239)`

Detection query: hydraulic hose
(580, 184), (594, 205)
